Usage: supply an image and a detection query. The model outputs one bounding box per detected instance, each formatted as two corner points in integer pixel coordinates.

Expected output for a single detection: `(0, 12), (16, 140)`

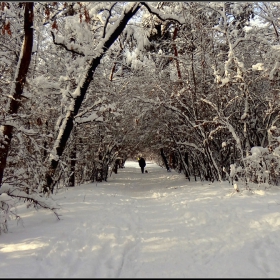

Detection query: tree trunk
(169, 152), (176, 169)
(160, 148), (170, 171)
(68, 126), (77, 187)
(0, 2), (34, 187)
(177, 149), (190, 180)
(113, 158), (120, 174)
(183, 151), (190, 180)
(172, 27), (182, 81)
(45, 3), (141, 193)
(69, 145), (76, 187)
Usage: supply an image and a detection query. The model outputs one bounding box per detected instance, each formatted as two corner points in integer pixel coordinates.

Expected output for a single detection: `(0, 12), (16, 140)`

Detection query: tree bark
(172, 27), (182, 81)
(69, 145), (76, 187)
(160, 148), (170, 171)
(0, 2), (34, 187)
(45, 3), (141, 193)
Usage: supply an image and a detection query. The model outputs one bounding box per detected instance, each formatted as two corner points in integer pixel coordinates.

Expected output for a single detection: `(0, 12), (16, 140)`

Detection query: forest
(1, 2), (280, 233)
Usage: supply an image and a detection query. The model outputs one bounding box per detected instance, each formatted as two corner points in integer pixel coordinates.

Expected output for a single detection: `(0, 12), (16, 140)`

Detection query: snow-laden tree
(0, 2), (34, 186)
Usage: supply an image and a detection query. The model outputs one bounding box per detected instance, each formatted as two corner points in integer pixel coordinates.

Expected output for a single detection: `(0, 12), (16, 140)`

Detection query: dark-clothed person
(138, 157), (146, 173)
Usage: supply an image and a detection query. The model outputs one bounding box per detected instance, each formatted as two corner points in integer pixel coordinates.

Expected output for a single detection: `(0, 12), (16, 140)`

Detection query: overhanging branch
(51, 31), (85, 57)
(140, 2), (184, 25)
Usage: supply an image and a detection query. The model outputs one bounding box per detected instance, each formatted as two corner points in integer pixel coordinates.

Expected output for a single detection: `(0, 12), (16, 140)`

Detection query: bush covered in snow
(228, 125), (280, 189)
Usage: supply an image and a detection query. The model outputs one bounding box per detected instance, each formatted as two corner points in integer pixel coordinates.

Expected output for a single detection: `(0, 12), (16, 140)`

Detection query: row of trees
(1, 2), (280, 233)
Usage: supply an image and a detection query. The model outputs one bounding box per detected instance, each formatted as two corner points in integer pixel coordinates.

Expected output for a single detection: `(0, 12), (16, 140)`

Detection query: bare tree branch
(102, 3), (118, 38)
(51, 31), (85, 57)
(140, 2), (184, 25)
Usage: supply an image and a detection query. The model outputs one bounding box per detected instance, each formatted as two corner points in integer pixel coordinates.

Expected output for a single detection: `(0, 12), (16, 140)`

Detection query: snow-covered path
(1, 161), (280, 278)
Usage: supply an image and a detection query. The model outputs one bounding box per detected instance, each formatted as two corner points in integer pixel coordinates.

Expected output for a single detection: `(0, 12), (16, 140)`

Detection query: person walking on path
(138, 156), (146, 174)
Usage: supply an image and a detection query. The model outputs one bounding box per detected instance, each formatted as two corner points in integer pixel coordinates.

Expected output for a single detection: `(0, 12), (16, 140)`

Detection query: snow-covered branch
(140, 2), (185, 25)
(0, 185), (61, 220)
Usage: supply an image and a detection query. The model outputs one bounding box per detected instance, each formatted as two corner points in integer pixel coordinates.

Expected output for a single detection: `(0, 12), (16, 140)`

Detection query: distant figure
(138, 156), (146, 173)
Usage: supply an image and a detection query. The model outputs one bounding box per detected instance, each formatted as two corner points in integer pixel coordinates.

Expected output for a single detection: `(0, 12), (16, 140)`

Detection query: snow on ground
(1, 160), (280, 278)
